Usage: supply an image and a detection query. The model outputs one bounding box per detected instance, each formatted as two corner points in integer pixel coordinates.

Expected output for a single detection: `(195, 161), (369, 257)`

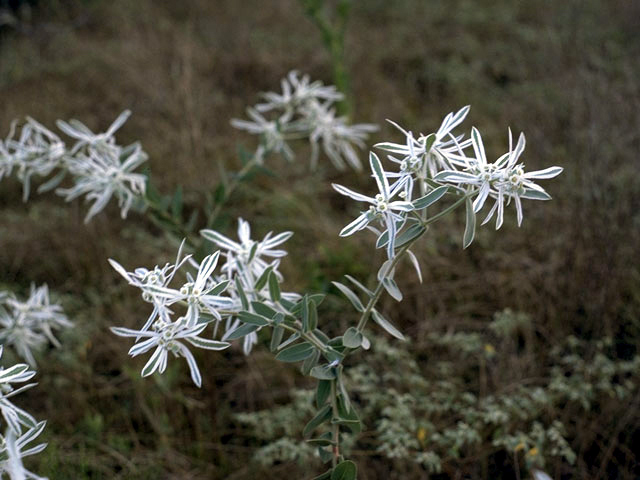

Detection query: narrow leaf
(303, 404), (332, 438)
(275, 342), (314, 363)
(342, 327), (362, 348)
(332, 282), (364, 312)
(331, 460), (357, 480)
(463, 196), (476, 249)
(372, 310), (405, 340)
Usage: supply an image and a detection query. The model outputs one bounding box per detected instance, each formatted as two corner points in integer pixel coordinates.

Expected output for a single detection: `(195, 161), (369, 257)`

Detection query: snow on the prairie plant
(232, 70), (377, 169)
(0, 285), (71, 367)
(0, 110), (147, 223)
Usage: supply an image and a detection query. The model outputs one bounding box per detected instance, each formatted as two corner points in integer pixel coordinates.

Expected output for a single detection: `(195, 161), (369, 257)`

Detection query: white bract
(201, 218), (299, 354)
(0, 285), (71, 367)
(232, 70), (377, 170)
(1, 111), (148, 223)
(0, 118), (66, 201)
(334, 107), (563, 261)
(0, 346), (47, 479)
(434, 128), (563, 229)
(333, 152), (413, 259)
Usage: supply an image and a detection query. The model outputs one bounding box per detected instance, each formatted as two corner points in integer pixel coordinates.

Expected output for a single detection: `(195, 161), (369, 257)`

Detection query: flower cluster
(334, 107), (563, 259)
(0, 284), (71, 367)
(111, 218), (298, 385)
(0, 111), (148, 223)
(0, 346), (47, 480)
(231, 70), (378, 170)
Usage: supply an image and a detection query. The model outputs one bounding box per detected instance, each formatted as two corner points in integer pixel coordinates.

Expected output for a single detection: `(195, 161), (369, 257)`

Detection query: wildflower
(376, 106), (472, 178)
(0, 423), (48, 480)
(0, 118), (66, 201)
(56, 142), (147, 223)
(0, 285), (71, 366)
(255, 70), (343, 113)
(435, 129), (562, 229)
(333, 152), (413, 258)
(300, 100), (378, 170)
(231, 108), (294, 162)
(111, 318), (229, 387)
(56, 110), (131, 155)
(201, 218), (293, 281)
(0, 347), (38, 435)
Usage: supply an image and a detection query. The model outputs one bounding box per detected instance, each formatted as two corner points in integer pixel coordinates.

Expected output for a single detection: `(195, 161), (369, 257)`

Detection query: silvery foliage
(0, 285), (71, 367)
(231, 70), (377, 170)
(0, 346), (47, 480)
(0, 111), (147, 223)
(334, 106), (563, 262)
(111, 218), (298, 385)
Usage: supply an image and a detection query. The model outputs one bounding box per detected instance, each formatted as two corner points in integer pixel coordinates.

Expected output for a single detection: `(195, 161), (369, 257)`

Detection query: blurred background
(0, 0), (639, 478)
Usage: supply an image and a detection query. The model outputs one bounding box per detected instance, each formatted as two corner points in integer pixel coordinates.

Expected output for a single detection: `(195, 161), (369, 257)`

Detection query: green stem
(330, 379), (340, 467)
(205, 154), (261, 229)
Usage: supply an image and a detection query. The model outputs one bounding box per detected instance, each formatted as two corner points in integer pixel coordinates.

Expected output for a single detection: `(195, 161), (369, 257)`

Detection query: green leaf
(277, 332), (300, 350)
(270, 325), (284, 352)
(268, 271), (281, 302)
(316, 379), (331, 408)
(208, 279), (230, 296)
(382, 277), (402, 301)
(371, 310), (405, 340)
(290, 294), (325, 315)
(344, 275), (373, 297)
(331, 460), (357, 480)
(275, 342), (315, 363)
(185, 337), (230, 351)
(302, 295), (310, 333)
(334, 400), (361, 434)
(323, 348), (344, 364)
(224, 323), (259, 341)
(342, 327), (362, 348)
(310, 364), (336, 380)
(251, 301), (277, 319)
(337, 372), (351, 413)
(412, 185), (449, 210)
(303, 404), (332, 438)
(308, 300), (318, 331)
(394, 223), (426, 248)
(424, 132), (437, 152)
(254, 266), (273, 291)
(307, 432), (335, 447)
(463, 196), (476, 249)
(302, 348), (321, 375)
(238, 311), (270, 327)
(318, 446), (334, 464)
(332, 282), (364, 312)
(234, 277), (249, 310)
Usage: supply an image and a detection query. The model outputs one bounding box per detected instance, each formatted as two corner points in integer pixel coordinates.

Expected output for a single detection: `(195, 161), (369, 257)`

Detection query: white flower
(376, 106), (472, 178)
(0, 118), (66, 201)
(299, 100), (378, 171)
(255, 70), (343, 113)
(56, 142), (147, 223)
(231, 108), (294, 163)
(56, 110), (131, 155)
(435, 128), (563, 228)
(0, 347), (38, 435)
(201, 218), (293, 281)
(0, 285), (71, 367)
(111, 318), (229, 388)
(333, 152), (413, 258)
(0, 423), (48, 480)
(237, 71), (377, 171)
